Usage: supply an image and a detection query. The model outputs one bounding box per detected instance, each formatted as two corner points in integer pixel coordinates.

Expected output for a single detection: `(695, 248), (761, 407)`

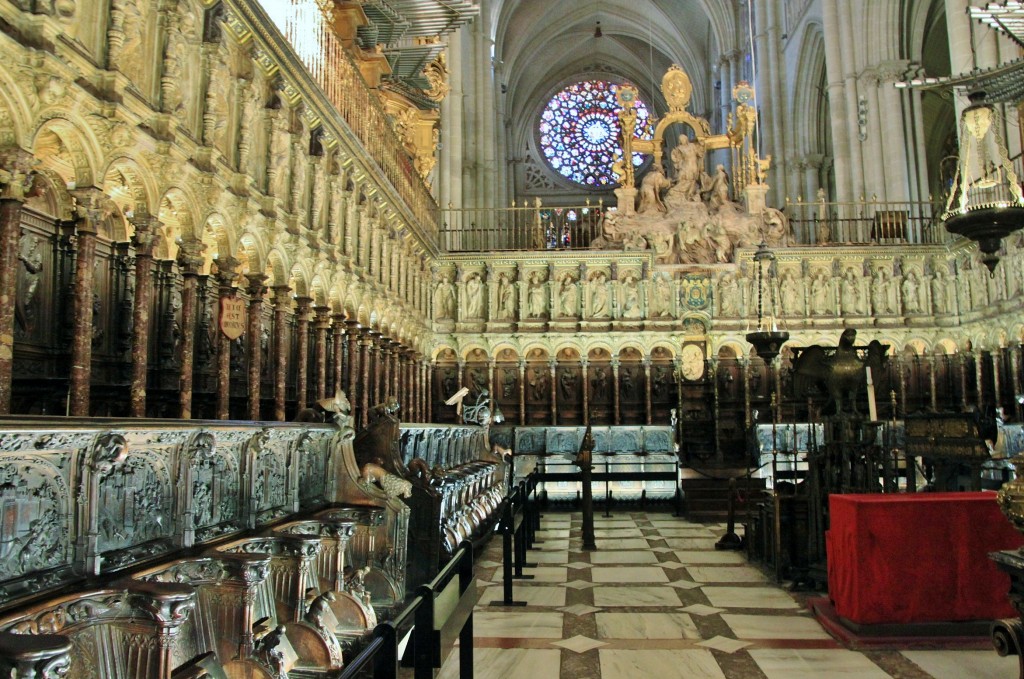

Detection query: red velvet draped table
(826, 492), (1024, 625)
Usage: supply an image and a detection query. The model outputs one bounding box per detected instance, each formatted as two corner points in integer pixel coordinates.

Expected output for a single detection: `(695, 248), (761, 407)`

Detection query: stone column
(346, 319), (361, 425)
(487, 359), (496, 407)
(643, 357), (653, 425)
(272, 286), (292, 420)
(294, 297), (313, 412)
(0, 151), (33, 414)
(245, 274), (268, 421)
(68, 190), (107, 416)
(128, 212), (158, 417)
(313, 306), (330, 402)
(390, 344), (401, 400)
(518, 359), (526, 424)
(581, 360), (590, 426)
(379, 339), (392, 401)
(612, 358), (621, 425)
(331, 313), (345, 396)
(214, 257), (239, 420)
(957, 351), (969, 410)
(359, 329), (373, 427)
(175, 241), (204, 418)
(549, 359), (557, 425)
(370, 332), (383, 406)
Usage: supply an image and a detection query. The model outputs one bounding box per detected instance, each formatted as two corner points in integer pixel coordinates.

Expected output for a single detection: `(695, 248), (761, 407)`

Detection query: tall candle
(866, 366), (878, 422)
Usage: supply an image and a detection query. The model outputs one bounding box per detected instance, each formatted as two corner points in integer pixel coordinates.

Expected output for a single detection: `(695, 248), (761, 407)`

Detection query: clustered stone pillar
(0, 151), (33, 414)
(359, 328), (372, 427)
(214, 256), (239, 420)
(176, 240), (204, 419)
(331, 314), (345, 397)
(346, 319), (361, 426)
(68, 189), (106, 416)
(272, 286), (291, 421)
(128, 212), (158, 417)
(314, 306), (330, 403)
(245, 274), (268, 421)
(293, 297), (312, 412)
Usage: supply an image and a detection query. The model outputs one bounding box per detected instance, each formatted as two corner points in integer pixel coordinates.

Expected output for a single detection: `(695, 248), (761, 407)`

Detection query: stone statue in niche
(589, 271), (610, 318)
(464, 273), (483, 319)
(779, 270), (804, 316)
(652, 365), (670, 399)
(559, 369), (577, 401)
(809, 271), (832, 315)
(902, 271), (922, 314)
(162, 4), (197, 117)
(650, 273), (672, 317)
(870, 269), (890, 315)
(930, 268), (949, 314)
(433, 274), (456, 320)
(558, 274), (578, 317)
(15, 233), (43, 335)
(109, 0), (144, 85)
(528, 366), (548, 401)
(840, 268), (863, 315)
(494, 272), (515, 320)
(718, 273), (739, 317)
(620, 275), (642, 319)
(526, 271), (547, 318)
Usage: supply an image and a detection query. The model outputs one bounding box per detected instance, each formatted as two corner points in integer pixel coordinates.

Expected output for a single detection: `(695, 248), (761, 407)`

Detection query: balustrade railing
(249, 0), (439, 241)
(439, 203), (605, 253)
(784, 197), (951, 247)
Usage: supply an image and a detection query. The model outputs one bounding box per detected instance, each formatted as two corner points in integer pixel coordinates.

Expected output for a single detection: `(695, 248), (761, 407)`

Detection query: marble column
(643, 357), (653, 425)
(272, 286), (291, 421)
(346, 319), (361, 426)
(0, 151), (33, 414)
(390, 345), (401, 401)
(294, 297), (313, 412)
(245, 274), (268, 421)
(214, 256), (240, 420)
(612, 358), (621, 425)
(359, 329), (373, 427)
(128, 212), (158, 417)
(957, 352), (969, 411)
(313, 306), (330, 402)
(549, 360), (557, 425)
(68, 190), (107, 416)
(331, 313), (345, 397)
(581, 360), (590, 426)
(487, 359), (496, 408)
(176, 240), (204, 419)
(517, 360), (526, 424)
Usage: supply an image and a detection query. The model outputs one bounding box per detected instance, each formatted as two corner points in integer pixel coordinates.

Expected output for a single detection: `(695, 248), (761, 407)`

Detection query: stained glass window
(538, 80), (652, 188)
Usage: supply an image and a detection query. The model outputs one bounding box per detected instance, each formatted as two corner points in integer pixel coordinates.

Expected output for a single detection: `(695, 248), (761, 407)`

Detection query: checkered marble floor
(438, 512), (1014, 679)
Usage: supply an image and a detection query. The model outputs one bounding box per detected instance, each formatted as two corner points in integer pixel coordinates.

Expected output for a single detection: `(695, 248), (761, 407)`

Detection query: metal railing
(250, 0), (439, 241)
(784, 197), (951, 246)
(339, 541), (475, 679)
(439, 203), (605, 253)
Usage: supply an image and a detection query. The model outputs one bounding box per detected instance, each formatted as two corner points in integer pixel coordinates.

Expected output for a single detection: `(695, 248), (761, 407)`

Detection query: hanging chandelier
(941, 90), (1024, 273)
(745, 241), (788, 362)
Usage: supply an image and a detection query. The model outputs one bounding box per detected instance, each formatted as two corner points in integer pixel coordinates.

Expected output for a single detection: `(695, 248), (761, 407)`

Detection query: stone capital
(0, 148), (37, 202)
(245, 273), (269, 300)
(176, 238), (206, 274)
(71, 188), (110, 235)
